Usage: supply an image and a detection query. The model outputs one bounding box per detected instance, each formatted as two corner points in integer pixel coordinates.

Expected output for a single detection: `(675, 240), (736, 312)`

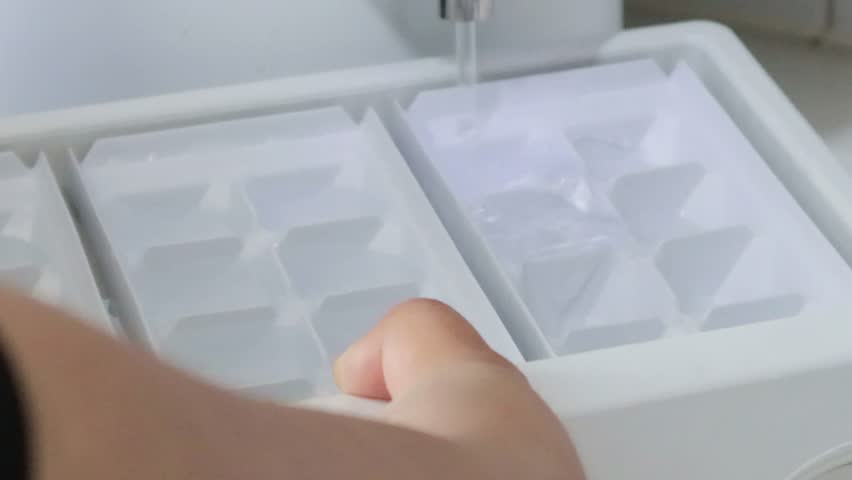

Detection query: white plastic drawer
(68, 107), (522, 400)
(2, 21), (852, 480)
(0, 152), (110, 331)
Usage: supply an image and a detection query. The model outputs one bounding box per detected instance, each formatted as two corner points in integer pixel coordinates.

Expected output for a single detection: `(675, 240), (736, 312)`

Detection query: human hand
(0, 290), (583, 479)
(334, 298), (585, 479)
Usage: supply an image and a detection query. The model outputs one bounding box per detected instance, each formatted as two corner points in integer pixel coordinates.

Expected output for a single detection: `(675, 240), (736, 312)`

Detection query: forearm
(0, 290), (483, 480)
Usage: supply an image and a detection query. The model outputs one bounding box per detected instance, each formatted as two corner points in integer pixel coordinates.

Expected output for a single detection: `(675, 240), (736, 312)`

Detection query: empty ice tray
(0, 152), (110, 331)
(392, 59), (852, 360)
(69, 107), (522, 401)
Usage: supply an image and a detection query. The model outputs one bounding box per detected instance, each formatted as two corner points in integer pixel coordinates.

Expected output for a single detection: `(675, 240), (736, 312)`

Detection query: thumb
(332, 298), (515, 401)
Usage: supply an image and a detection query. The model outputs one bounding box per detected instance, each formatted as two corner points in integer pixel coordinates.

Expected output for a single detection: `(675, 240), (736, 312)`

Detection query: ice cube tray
(68, 107), (522, 400)
(0, 152), (110, 331)
(391, 59), (852, 360)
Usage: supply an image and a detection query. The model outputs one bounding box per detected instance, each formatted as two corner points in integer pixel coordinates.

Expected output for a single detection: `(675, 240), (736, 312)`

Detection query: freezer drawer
(1, 21), (851, 480)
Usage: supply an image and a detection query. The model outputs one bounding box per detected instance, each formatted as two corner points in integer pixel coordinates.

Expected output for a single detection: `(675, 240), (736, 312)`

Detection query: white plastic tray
(68, 107), (522, 400)
(389, 59), (852, 360)
(1, 21), (851, 480)
(0, 152), (110, 331)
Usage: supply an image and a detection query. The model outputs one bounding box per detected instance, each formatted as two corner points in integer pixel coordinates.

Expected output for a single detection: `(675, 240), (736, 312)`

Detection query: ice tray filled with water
(0, 152), (110, 331)
(394, 59), (852, 359)
(70, 107), (522, 400)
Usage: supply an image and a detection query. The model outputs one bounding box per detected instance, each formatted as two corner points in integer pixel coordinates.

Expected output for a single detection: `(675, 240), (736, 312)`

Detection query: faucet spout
(440, 0), (494, 22)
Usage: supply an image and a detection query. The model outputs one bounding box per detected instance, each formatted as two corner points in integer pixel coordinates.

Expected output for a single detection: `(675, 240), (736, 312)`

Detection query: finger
(333, 298), (514, 401)
(332, 321), (389, 400)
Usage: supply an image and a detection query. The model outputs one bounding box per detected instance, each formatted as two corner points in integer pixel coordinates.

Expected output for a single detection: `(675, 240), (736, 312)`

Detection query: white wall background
(0, 0), (422, 115)
(0, 0), (621, 117)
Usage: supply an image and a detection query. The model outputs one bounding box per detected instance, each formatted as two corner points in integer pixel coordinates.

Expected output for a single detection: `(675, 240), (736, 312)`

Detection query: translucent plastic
(0, 152), (110, 330)
(75, 107), (522, 401)
(401, 60), (852, 358)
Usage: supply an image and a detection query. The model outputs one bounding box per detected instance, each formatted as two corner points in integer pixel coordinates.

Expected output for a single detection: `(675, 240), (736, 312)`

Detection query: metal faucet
(441, 0), (492, 85)
(440, 0), (494, 22)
